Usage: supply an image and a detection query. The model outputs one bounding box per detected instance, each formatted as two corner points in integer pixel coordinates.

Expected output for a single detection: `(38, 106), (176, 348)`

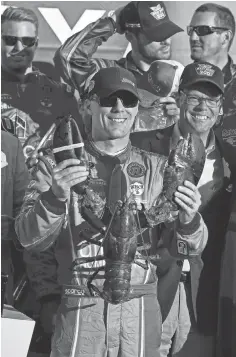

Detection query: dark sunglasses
(98, 92), (139, 108)
(2, 35), (37, 47)
(187, 25), (229, 37)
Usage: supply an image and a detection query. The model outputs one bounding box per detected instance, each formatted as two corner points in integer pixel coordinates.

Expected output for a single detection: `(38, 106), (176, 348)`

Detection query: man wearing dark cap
(186, 5), (236, 355)
(54, 1), (183, 131)
(16, 66), (207, 357)
(131, 62), (228, 356)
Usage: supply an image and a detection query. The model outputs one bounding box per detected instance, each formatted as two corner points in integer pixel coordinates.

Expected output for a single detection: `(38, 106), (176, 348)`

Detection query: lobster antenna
(86, 201), (120, 279)
(135, 209), (157, 281)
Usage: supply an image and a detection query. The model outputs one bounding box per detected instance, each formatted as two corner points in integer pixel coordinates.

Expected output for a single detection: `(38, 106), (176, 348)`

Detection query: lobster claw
(53, 115), (89, 194)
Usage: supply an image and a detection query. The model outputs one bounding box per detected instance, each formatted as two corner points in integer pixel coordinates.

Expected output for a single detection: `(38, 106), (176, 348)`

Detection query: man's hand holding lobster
(174, 180), (201, 225)
(51, 159), (89, 201)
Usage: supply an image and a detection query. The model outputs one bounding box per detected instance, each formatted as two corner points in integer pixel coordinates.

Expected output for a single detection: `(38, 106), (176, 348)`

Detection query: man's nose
(13, 39), (24, 52)
(196, 99), (208, 110)
(190, 30), (199, 41)
(161, 38), (171, 45)
(111, 98), (125, 112)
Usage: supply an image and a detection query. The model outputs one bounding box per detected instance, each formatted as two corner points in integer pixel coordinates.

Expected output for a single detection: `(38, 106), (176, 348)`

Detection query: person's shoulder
(130, 126), (173, 149)
(37, 72), (75, 97)
(130, 129), (157, 149)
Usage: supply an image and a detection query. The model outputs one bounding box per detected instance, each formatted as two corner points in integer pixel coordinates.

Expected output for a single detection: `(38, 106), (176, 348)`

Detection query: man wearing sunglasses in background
(15, 66), (208, 357)
(1, 6), (80, 158)
(188, 4), (236, 357)
(54, 1), (183, 131)
(1, 7), (82, 357)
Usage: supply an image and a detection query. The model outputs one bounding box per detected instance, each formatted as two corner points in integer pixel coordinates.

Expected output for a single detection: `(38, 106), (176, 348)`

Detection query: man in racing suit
(1, 6), (80, 158)
(16, 67), (208, 357)
(54, 1), (183, 131)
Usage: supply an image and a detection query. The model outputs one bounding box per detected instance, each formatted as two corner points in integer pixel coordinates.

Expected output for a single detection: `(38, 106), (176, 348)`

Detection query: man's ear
(125, 30), (136, 43)
(221, 30), (233, 48)
(35, 37), (39, 48)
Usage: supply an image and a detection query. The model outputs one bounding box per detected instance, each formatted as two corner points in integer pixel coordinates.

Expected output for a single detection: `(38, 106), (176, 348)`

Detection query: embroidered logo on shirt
(1, 93), (12, 101)
(130, 182), (144, 196)
(40, 97), (53, 108)
(127, 162), (146, 178)
(177, 240), (189, 256)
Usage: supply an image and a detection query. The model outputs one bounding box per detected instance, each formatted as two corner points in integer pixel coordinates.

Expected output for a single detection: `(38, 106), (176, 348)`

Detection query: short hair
(1, 7), (39, 34)
(195, 3), (235, 49)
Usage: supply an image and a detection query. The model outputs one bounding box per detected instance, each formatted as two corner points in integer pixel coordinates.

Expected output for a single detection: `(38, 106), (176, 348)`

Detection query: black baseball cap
(120, 1), (183, 42)
(138, 60), (178, 97)
(87, 67), (140, 99)
(179, 62), (224, 94)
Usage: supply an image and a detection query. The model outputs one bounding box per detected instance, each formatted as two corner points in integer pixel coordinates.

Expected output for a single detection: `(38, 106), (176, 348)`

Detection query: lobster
(145, 133), (206, 226)
(72, 198), (151, 304)
(53, 114), (105, 217)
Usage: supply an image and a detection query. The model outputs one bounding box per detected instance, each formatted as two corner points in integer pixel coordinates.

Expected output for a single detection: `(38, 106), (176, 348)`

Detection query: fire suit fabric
(1, 68), (78, 158)
(15, 140), (207, 357)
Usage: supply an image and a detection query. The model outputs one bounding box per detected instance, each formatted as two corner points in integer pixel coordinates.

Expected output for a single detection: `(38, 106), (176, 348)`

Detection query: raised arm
(54, 16), (117, 94)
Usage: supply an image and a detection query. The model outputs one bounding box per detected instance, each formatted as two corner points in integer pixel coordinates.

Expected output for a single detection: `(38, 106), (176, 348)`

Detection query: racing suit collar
(1, 66), (40, 82)
(85, 136), (132, 164)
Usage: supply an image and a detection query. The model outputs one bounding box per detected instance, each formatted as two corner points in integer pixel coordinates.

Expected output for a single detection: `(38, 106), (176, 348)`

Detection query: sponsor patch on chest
(127, 162), (146, 177)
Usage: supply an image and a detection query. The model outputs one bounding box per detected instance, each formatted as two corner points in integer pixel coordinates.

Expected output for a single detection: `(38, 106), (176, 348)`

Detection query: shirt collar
(171, 122), (215, 155)
(85, 136), (132, 164)
(120, 52), (144, 76)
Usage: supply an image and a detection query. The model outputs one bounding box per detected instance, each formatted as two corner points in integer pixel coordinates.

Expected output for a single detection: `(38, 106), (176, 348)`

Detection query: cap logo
(150, 4), (166, 20)
(195, 64), (215, 77)
(122, 78), (135, 87)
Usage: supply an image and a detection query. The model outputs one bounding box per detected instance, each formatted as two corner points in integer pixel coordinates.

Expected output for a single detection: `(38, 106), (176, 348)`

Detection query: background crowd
(1, 2), (236, 357)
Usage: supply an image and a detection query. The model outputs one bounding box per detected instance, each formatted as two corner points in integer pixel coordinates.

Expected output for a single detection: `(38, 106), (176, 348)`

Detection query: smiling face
(1, 20), (38, 73)
(89, 91), (139, 141)
(189, 11), (225, 63)
(179, 86), (222, 137)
